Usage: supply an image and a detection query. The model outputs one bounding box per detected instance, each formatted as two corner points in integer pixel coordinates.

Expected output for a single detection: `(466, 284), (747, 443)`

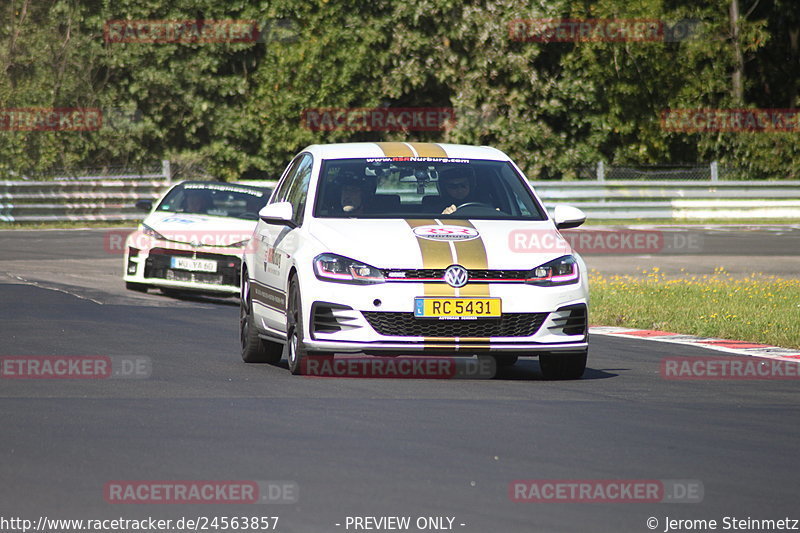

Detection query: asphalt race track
(1, 228), (799, 533)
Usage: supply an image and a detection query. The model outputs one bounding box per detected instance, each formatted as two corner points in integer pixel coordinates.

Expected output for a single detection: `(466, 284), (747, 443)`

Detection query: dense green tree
(0, 0), (797, 180)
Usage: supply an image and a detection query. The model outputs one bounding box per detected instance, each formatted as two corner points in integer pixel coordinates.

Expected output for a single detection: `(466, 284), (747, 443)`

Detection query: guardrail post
(162, 159), (172, 183)
(710, 161), (718, 182)
(597, 161), (605, 182)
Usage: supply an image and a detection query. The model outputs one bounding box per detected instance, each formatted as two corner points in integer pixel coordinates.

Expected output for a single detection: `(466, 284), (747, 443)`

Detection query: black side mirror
(135, 199), (153, 212)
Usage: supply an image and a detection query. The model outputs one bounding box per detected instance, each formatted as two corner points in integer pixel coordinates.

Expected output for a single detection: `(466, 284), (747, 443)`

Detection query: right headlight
(525, 255), (579, 286)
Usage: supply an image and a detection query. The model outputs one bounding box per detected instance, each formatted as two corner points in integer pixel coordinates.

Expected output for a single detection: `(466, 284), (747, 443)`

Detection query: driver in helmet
(438, 166), (477, 215)
(183, 189), (213, 214)
(337, 172), (373, 216)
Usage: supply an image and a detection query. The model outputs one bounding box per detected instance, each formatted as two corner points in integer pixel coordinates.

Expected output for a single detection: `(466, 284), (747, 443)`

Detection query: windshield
(155, 182), (269, 220)
(313, 157), (547, 220)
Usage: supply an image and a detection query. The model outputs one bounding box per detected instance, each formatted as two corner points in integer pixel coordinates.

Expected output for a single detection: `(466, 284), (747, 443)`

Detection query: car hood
(308, 218), (573, 270)
(142, 211), (256, 246)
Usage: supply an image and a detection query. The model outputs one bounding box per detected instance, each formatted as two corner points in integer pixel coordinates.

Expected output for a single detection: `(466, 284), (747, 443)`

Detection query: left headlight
(526, 255), (580, 286)
(141, 223), (166, 240)
(313, 253), (385, 284)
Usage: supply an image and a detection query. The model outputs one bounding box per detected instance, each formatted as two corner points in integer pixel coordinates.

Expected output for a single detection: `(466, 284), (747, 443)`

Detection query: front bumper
(304, 338), (588, 356)
(299, 278), (589, 356)
(124, 241), (243, 294)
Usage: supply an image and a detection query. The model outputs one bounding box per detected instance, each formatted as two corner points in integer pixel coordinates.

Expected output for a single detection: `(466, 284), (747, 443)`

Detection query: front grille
(361, 312), (548, 337)
(164, 269), (225, 285)
(382, 268), (530, 282)
(144, 252), (240, 287)
(149, 248), (234, 260)
(469, 270), (530, 280)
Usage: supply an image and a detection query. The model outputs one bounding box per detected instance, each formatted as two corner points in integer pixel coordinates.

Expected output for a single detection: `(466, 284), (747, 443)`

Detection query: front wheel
(539, 350), (587, 380)
(240, 276), (282, 364)
(286, 277), (310, 375)
(285, 277), (336, 375)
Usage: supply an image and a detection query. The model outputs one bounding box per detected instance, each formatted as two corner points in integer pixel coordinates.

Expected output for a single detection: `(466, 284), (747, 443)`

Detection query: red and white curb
(589, 327), (800, 362)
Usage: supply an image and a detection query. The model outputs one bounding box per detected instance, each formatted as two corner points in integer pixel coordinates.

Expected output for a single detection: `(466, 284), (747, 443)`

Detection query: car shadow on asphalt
(494, 360), (618, 381)
(267, 357), (618, 381)
(159, 290), (239, 306)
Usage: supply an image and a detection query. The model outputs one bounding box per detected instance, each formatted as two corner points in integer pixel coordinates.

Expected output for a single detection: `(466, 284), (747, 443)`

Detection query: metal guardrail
(532, 181), (800, 219)
(0, 180), (170, 222)
(1, 162), (170, 223)
(1, 176), (799, 223)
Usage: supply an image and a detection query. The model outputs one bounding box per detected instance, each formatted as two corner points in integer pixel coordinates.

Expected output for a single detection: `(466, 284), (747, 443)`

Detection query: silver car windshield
(156, 182), (269, 220)
(313, 158), (547, 220)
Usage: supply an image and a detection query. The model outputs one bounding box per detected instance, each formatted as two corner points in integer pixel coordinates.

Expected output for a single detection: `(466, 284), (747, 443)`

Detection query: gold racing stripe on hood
(375, 142), (414, 157)
(405, 219), (455, 296)
(405, 219), (492, 345)
(409, 143), (447, 157)
(448, 219), (492, 342)
(405, 219), (456, 348)
(447, 220), (490, 297)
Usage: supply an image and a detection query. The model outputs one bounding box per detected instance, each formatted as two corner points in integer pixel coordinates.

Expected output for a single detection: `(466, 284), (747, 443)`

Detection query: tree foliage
(0, 0), (797, 179)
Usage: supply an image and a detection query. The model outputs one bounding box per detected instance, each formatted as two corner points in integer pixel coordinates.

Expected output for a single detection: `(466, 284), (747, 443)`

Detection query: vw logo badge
(444, 265), (469, 288)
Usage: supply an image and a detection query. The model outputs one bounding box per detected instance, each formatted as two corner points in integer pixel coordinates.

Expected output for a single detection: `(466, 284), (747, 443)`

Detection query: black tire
(286, 276), (312, 375)
(492, 355), (519, 367)
(240, 275), (283, 364)
(539, 350), (587, 380)
(125, 281), (148, 292)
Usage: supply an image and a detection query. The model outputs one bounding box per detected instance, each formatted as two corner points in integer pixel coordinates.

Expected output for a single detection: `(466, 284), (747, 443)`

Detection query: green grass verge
(589, 268), (800, 349)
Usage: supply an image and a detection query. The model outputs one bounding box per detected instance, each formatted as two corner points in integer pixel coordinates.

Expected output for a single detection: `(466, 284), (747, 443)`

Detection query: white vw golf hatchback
(240, 142), (589, 379)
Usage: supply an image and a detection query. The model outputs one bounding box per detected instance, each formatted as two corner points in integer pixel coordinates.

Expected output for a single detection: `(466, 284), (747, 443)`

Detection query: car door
(252, 153), (313, 332)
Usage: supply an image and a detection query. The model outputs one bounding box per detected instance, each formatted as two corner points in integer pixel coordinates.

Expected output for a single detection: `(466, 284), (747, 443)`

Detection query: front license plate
(170, 256), (217, 272)
(414, 298), (501, 318)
